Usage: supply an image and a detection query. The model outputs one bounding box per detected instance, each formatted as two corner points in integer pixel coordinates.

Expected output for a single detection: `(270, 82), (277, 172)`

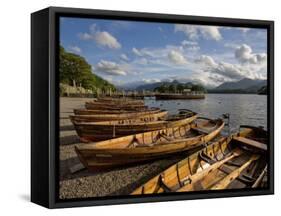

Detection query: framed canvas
(31, 6), (274, 208)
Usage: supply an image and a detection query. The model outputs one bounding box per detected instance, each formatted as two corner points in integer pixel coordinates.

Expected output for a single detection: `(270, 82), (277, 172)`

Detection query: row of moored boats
(69, 97), (268, 194)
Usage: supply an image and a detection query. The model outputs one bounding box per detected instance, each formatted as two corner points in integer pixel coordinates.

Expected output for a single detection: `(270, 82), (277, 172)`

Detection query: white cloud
(207, 74), (227, 84)
(187, 46), (200, 51)
(210, 62), (250, 80)
(96, 60), (126, 76)
(181, 40), (200, 51)
(235, 44), (253, 62)
(78, 33), (92, 40)
(168, 50), (188, 65)
(142, 78), (161, 83)
(68, 46), (81, 54)
(223, 27), (250, 33)
(235, 44), (267, 64)
(195, 55), (217, 67)
(194, 53), (266, 84)
(120, 54), (129, 61)
(181, 40), (198, 46)
(238, 27), (250, 33)
(224, 43), (239, 49)
(132, 47), (143, 56)
(175, 24), (222, 41)
(256, 54), (267, 63)
(78, 24), (121, 49)
(136, 58), (149, 65)
(94, 31), (121, 49)
(108, 42), (265, 87)
(131, 47), (156, 58)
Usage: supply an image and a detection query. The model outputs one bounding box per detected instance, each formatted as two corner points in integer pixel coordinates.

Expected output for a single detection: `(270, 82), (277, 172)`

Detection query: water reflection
(145, 94), (267, 133)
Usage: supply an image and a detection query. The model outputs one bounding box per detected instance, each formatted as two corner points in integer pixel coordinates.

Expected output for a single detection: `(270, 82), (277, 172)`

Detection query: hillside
(258, 85), (268, 95)
(135, 82), (164, 91)
(59, 46), (115, 95)
(135, 80), (181, 91)
(209, 78), (267, 94)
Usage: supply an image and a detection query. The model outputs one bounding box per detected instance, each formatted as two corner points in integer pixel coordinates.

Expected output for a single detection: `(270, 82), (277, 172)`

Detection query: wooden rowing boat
(74, 117), (224, 171)
(85, 102), (148, 111)
(95, 97), (144, 105)
(73, 107), (160, 115)
(86, 99), (145, 106)
(72, 110), (198, 142)
(70, 110), (168, 122)
(88, 101), (145, 106)
(131, 126), (267, 194)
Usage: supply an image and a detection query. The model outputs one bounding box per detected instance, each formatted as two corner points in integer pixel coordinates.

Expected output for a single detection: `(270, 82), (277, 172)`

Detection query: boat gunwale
(71, 112), (198, 126)
(130, 126), (267, 195)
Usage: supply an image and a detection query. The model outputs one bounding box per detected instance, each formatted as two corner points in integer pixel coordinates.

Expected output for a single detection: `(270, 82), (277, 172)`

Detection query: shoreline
(59, 97), (180, 199)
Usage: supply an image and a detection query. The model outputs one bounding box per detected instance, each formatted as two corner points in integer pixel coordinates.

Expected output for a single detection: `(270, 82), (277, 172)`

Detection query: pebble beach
(59, 97), (182, 199)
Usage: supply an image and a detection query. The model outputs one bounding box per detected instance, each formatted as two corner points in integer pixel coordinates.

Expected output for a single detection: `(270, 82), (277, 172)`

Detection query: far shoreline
(206, 92), (267, 95)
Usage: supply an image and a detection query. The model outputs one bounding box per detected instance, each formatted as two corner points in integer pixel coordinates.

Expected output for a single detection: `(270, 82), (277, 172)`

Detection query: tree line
(154, 82), (206, 93)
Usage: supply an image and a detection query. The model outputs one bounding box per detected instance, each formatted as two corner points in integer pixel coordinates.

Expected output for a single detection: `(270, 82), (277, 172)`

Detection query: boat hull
(70, 110), (167, 122)
(85, 102), (148, 111)
(131, 126), (267, 195)
(75, 118), (225, 171)
(74, 108), (160, 115)
(73, 113), (198, 142)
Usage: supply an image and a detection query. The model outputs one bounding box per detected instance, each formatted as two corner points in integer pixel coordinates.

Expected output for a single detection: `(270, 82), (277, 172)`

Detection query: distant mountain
(122, 78), (267, 94)
(210, 78), (267, 94)
(116, 81), (147, 90)
(215, 78), (266, 90)
(135, 80), (196, 91)
(258, 85), (267, 95)
(135, 82), (164, 91)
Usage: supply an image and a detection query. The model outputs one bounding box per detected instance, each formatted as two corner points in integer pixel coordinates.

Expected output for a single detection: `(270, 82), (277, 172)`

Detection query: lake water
(144, 94), (267, 133)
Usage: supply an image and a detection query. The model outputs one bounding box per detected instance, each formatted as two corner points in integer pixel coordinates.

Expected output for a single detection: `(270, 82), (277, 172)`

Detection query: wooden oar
(177, 149), (242, 192)
(210, 154), (260, 190)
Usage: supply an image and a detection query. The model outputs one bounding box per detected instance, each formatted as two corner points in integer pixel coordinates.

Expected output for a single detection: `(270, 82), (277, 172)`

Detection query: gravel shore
(59, 97), (182, 199)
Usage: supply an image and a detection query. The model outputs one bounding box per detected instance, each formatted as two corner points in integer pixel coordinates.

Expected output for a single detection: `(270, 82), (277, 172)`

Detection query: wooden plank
(177, 151), (240, 192)
(210, 154), (259, 190)
(233, 136), (267, 151)
(131, 136), (229, 195)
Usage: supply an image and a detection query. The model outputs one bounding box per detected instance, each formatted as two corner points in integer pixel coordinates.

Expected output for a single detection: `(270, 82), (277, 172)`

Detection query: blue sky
(60, 17), (267, 88)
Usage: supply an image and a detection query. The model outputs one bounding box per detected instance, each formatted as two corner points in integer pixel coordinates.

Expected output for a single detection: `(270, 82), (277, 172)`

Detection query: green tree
(59, 46), (92, 87)
(191, 84), (205, 92)
(154, 82), (206, 93)
(59, 45), (116, 95)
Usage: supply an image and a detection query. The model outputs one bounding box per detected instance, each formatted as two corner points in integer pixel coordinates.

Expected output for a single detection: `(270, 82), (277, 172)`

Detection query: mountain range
(210, 78), (267, 93)
(118, 78), (267, 94)
(135, 80), (192, 91)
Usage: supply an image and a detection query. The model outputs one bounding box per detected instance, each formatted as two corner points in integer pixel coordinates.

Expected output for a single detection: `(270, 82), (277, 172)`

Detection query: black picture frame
(31, 6), (274, 208)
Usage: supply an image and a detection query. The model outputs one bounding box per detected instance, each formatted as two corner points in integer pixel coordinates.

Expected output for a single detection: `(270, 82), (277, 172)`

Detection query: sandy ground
(59, 97), (182, 199)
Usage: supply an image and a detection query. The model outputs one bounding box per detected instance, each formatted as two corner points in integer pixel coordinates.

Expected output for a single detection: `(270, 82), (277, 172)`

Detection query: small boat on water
(72, 110), (198, 142)
(73, 107), (160, 115)
(70, 110), (168, 122)
(131, 125), (267, 195)
(75, 117), (224, 171)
